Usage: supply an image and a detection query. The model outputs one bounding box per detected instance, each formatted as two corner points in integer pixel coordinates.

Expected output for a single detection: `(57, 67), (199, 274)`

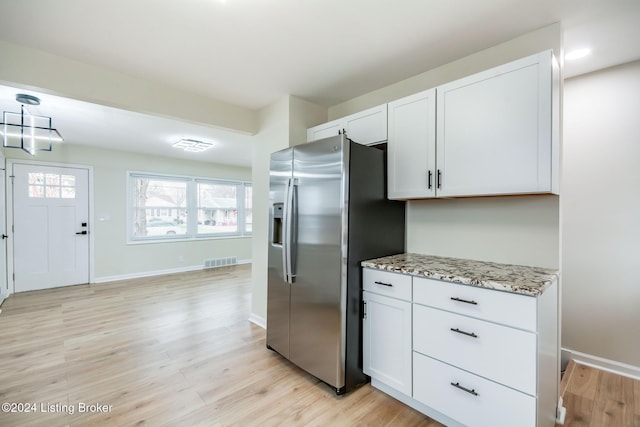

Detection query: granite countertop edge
(361, 253), (559, 297)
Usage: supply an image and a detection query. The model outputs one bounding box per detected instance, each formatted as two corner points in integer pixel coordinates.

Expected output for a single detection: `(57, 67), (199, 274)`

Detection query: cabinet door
(387, 89), (436, 199)
(343, 104), (387, 145)
(363, 291), (412, 395)
(306, 119), (342, 142)
(436, 51), (552, 197)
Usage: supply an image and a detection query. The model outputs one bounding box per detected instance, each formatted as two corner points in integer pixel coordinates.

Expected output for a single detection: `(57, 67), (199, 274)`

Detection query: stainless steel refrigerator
(266, 134), (405, 394)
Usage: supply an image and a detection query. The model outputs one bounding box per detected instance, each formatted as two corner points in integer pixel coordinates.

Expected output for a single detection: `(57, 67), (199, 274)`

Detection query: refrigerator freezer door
(289, 135), (347, 390)
(267, 147), (294, 358)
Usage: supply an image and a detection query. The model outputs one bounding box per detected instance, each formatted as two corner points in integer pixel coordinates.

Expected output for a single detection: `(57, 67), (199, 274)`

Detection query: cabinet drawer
(413, 276), (537, 331)
(413, 353), (536, 427)
(363, 269), (411, 301)
(413, 305), (536, 394)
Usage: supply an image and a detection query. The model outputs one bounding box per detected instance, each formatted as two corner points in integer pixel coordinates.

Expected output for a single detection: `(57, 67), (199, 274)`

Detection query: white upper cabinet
(387, 88), (436, 199)
(306, 119), (343, 142)
(307, 104), (387, 145)
(309, 51), (557, 199)
(436, 51), (554, 197)
(343, 104), (387, 145)
(387, 50), (557, 200)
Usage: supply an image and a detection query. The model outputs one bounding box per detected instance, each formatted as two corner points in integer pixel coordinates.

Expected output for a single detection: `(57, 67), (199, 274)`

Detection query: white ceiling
(1, 0), (639, 167)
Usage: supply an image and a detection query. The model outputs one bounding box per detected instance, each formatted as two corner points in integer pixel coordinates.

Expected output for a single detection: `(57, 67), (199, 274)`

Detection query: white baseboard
(248, 313), (266, 329)
(93, 259), (251, 284)
(564, 348), (640, 380)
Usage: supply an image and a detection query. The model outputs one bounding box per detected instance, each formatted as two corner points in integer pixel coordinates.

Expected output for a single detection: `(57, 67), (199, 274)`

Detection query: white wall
(4, 144), (252, 281)
(562, 60), (640, 367)
(250, 98), (291, 323)
(408, 196), (559, 267)
(328, 24), (562, 269)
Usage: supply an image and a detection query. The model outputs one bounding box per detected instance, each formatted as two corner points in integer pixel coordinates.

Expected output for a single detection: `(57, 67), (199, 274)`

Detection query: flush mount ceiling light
(173, 138), (215, 153)
(0, 94), (64, 155)
(565, 48), (592, 61)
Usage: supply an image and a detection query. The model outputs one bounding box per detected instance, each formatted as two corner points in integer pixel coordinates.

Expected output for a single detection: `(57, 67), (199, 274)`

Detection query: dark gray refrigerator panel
(266, 135), (405, 395)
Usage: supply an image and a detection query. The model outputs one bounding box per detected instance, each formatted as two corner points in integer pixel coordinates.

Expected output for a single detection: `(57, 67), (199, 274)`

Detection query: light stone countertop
(361, 253), (558, 297)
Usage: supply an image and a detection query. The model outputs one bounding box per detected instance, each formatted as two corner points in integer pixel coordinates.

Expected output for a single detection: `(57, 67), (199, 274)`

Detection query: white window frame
(127, 171), (252, 244)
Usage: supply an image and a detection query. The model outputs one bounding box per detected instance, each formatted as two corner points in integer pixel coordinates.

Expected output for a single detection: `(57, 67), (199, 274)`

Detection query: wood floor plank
(1, 264), (638, 427)
(561, 359), (578, 397)
(568, 364), (602, 401)
(589, 397), (634, 427)
(561, 391), (594, 427)
(596, 369), (636, 404)
(634, 379), (640, 416)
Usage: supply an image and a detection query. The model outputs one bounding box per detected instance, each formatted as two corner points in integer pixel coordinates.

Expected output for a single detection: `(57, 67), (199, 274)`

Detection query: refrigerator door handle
(283, 177), (296, 284)
(282, 178), (291, 283)
(289, 178), (298, 282)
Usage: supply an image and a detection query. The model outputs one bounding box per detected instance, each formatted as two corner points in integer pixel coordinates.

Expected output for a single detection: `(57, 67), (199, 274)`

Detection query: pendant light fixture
(0, 94), (64, 155)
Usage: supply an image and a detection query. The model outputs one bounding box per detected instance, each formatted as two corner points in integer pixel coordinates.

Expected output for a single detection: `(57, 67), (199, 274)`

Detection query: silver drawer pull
(450, 327), (478, 338)
(450, 297), (478, 305)
(374, 281), (393, 287)
(451, 381), (479, 396)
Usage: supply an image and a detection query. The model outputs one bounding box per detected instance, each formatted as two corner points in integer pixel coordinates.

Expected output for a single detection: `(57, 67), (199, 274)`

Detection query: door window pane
(45, 186), (60, 198)
(28, 172), (76, 199)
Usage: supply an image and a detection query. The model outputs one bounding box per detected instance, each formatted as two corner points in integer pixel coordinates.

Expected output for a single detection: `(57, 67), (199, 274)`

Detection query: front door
(12, 163), (89, 292)
(0, 153), (7, 304)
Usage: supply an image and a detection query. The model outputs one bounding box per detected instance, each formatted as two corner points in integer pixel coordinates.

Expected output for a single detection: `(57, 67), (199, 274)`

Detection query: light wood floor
(558, 360), (640, 427)
(0, 265), (637, 427)
(0, 265), (440, 427)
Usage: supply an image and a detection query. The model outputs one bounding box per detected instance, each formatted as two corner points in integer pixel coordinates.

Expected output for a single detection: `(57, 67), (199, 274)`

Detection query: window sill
(127, 234), (252, 245)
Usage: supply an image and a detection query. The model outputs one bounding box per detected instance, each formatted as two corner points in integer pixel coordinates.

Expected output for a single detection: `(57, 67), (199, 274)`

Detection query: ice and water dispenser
(272, 202), (284, 245)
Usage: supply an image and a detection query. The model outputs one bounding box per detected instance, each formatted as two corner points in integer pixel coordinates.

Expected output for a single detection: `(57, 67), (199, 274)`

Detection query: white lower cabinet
(413, 353), (536, 427)
(362, 267), (412, 395)
(362, 267), (559, 427)
(362, 291), (412, 395)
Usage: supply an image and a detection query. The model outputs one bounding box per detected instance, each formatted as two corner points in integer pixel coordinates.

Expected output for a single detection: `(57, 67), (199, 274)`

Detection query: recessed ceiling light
(565, 48), (592, 61)
(173, 138), (214, 152)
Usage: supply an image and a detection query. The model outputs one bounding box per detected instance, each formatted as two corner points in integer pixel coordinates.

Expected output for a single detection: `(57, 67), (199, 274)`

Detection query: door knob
(75, 231), (88, 235)
(1, 234), (7, 239)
